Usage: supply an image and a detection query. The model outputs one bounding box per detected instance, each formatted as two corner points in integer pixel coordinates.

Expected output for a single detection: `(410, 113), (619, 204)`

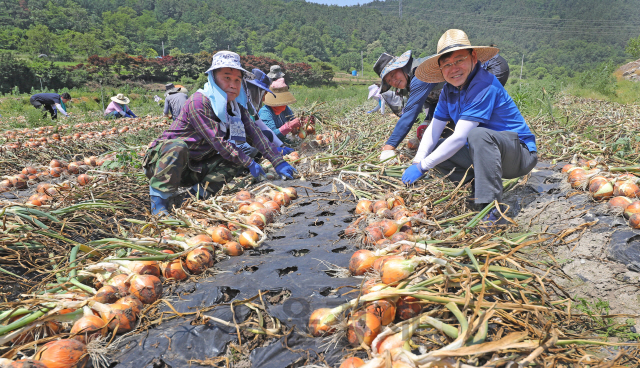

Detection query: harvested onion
(346, 310), (381, 346)
(396, 296), (422, 320)
(339, 357), (365, 368)
(349, 249), (379, 276)
(129, 275), (163, 304)
(239, 230), (260, 249)
(34, 338), (89, 368)
(355, 199), (373, 214)
(364, 299), (396, 326)
(308, 308), (338, 336)
(185, 248), (213, 274)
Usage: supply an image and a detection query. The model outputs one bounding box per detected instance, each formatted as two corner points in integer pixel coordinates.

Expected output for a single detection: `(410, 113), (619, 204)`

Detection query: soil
(509, 164), (640, 331)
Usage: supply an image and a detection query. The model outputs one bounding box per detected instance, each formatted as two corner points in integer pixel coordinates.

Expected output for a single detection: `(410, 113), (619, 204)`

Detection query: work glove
(416, 121), (429, 140)
(278, 118), (302, 135)
(248, 160), (266, 179)
(379, 149), (397, 164)
(401, 163), (427, 185)
(276, 146), (295, 155)
(275, 162), (298, 180)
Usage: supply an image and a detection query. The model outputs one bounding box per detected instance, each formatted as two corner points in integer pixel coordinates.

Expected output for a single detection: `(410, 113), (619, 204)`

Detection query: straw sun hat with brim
(111, 93), (130, 105)
(414, 29), (499, 84)
(263, 78), (296, 107)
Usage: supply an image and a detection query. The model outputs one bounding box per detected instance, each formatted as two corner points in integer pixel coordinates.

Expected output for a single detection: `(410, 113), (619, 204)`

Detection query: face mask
(271, 105), (286, 115)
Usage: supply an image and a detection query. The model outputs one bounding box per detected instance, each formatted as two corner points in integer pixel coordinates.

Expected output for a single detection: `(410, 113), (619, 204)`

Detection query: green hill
(1, 0), (638, 80)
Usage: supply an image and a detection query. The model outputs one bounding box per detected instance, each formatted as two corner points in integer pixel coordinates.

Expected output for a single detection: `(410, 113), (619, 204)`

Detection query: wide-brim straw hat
(415, 29), (499, 83)
(111, 93), (130, 105)
(263, 78), (296, 107)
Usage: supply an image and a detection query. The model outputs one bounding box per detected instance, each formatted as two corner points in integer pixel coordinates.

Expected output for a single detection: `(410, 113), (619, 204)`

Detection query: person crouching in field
(143, 51), (297, 216)
(30, 92), (72, 120)
(236, 69), (295, 158)
(163, 83), (188, 121)
(258, 79), (314, 145)
(401, 29), (537, 225)
(104, 94), (138, 119)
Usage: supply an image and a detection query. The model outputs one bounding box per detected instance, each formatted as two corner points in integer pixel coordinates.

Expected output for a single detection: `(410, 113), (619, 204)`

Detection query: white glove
(379, 149), (397, 164)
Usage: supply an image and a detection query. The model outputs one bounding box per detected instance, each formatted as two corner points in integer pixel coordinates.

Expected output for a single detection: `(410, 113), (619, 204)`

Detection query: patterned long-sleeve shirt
(152, 92), (285, 172)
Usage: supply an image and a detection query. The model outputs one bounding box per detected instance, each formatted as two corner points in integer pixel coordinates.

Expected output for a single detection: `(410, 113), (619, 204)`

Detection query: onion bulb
(206, 226), (233, 244)
(374, 331), (406, 355)
(373, 255), (405, 274)
(339, 357), (365, 368)
(94, 285), (123, 304)
(125, 260), (161, 278)
(49, 159), (63, 168)
(239, 201), (265, 214)
(407, 137), (419, 150)
(186, 234), (215, 252)
(380, 258), (422, 285)
(396, 296), (422, 320)
(614, 181), (640, 198)
(185, 248), (213, 274)
(129, 275), (163, 304)
(588, 176), (613, 200)
(363, 225), (385, 245)
(71, 307), (108, 343)
(222, 241), (244, 256)
(239, 230), (260, 249)
(630, 213), (640, 229)
(364, 299), (396, 325)
(100, 307), (135, 333)
(263, 200), (281, 213)
(372, 200), (390, 213)
(106, 274), (131, 296)
(273, 192), (291, 207)
(77, 174), (92, 186)
(349, 249), (379, 276)
(9, 175), (27, 189)
(308, 308), (338, 336)
(355, 200), (373, 214)
(608, 196), (634, 210)
(346, 311), (381, 346)
(247, 212), (266, 229)
(624, 201), (640, 219)
(235, 190), (253, 201)
(22, 167), (37, 175)
(161, 258), (188, 280)
(34, 339), (89, 368)
(281, 186), (298, 199)
(561, 164), (575, 173)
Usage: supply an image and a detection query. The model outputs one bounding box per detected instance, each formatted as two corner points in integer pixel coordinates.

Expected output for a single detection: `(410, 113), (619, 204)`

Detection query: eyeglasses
(439, 56), (469, 71)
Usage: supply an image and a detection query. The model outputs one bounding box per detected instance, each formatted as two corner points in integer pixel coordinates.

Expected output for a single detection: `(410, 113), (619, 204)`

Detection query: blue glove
(248, 161), (266, 179)
(276, 146), (295, 155)
(401, 163), (426, 185)
(275, 162), (298, 180)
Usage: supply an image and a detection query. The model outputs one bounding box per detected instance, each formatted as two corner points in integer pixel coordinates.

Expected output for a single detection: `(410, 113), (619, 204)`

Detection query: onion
(608, 196), (634, 210)
(624, 201), (640, 219)
(34, 339), (88, 368)
(67, 162), (80, 174)
(355, 200), (373, 214)
(235, 190), (253, 201)
(101, 307), (135, 333)
(374, 239), (391, 249)
(349, 249), (379, 276)
(222, 241), (244, 256)
(185, 248), (214, 274)
(568, 168), (599, 189)
(561, 164), (575, 173)
(391, 361), (414, 368)
(71, 307), (108, 343)
(630, 213), (640, 229)
(396, 296), (422, 320)
(374, 331), (406, 355)
(247, 213), (266, 229)
(380, 258), (422, 285)
(390, 232), (414, 242)
(363, 225), (385, 245)
(22, 167), (37, 175)
(378, 218), (410, 238)
(84, 156), (97, 166)
(239, 201), (265, 214)
(129, 274), (163, 304)
(114, 295), (144, 316)
(9, 175), (27, 189)
(256, 207), (275, 223)
(614, 181), (640, 198)
(106, 274), (131, 296)
(347, 311), (381, 346)
(273, 192), (291, 207)
(125, 260), (161, 277)
(373, 255), (404, 273)
(227, 222), (241, 231)
(339, 357), (365, 368)
(407, 137), (420, 150)
(50, 159), (63, 168)
(94, 285), (123, 304)
(372, 200), (390, 213)
(0, 180), (12, 192)
(239, 230), (259, 249)
(590, 181), (613, 201)
(206, 226), (233, 244)
(364, 299), (396, 325)
(254, 195), (270, 204)
(49, 167), (64, 177)
(308, 308), (338, 336)
(9, 360), (49, 368)
(161, 258), (188, 280)
(281, 186), (298, 199)
(77, 174), (92, 186)
(187, 234), (215, 253)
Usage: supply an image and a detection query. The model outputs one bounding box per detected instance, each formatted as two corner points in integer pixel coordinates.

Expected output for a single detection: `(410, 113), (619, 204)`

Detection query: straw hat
(111, 93), (130, 105)
(414, 29), (499, 83)
(263, 78), (296, 107)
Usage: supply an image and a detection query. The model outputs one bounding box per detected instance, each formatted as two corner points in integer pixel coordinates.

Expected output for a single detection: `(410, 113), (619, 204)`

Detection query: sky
(306, 0), (375, 6)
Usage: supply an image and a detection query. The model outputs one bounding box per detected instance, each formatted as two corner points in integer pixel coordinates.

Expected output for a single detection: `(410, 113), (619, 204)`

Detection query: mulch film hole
(309, 220), (324, 227)
(276, 266), (298, 277)
(318, 211), (335, 216)
(288, 249), (310, 257)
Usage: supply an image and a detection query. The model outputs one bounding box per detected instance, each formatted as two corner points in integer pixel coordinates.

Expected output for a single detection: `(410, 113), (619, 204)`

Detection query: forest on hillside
(1, 0), (639, 87)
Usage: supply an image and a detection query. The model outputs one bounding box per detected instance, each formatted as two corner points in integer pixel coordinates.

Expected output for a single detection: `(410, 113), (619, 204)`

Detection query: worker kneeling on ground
(143, 51), (297, 216)
(401, 29), (537, 224)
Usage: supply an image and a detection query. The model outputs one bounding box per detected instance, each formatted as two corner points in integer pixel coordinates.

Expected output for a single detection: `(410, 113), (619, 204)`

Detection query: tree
(626, 35), (640, 59)
(336, 52), (360, 72)
(22, 24), (55, 55)
(282, 47), (305, 63)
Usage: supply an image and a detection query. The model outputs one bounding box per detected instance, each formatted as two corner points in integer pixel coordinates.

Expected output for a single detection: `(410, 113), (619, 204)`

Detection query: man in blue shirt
(401, 29), (537, 224)
(30, 92), (71, 120)
(373, 51), (442, 163)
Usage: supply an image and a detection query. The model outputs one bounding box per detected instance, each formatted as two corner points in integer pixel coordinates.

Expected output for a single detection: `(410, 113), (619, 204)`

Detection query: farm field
(0, 82), (638, 368)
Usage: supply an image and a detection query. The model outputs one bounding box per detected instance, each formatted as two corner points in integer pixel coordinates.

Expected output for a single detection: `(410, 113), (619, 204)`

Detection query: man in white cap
(402, 29), (537, 224)
(143, 51), (297, 216)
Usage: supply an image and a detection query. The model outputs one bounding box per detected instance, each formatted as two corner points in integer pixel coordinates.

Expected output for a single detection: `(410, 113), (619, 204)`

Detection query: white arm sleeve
(54, 103), (69, 117)
(254, 118), (284, 147)
(412, 118), (447, 163)
(416, 119), (480, 171)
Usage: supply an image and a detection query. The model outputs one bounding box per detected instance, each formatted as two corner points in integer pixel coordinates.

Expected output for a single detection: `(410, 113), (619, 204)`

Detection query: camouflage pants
(143, 139), (246, 196)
